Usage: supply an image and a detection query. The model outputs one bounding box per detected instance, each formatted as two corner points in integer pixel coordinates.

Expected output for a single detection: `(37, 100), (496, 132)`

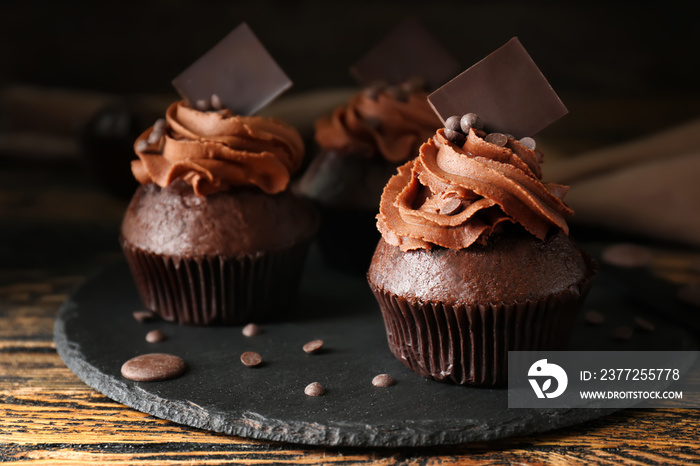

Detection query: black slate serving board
(54, 246), (697, 447)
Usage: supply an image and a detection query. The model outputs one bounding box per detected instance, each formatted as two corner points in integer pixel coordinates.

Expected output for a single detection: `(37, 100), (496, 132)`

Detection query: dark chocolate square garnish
(350, 17), (459, 91)
(428, 37), (567, 139)
(172, 23), (292, 116)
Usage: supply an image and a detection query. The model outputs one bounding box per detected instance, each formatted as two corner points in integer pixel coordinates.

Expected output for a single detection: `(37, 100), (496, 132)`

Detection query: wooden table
(2, 94), (700, 464)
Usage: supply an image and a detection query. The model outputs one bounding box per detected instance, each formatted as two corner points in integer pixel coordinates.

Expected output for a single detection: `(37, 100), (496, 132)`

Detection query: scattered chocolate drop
(135, 140), (148, 152)
(444, 128), (466, 146)
(242, 323), (262, 337)
(444, 115), (462, 132)
(304, 382), (325, 396)
(584, 310), (605, 326)
(439, 198), (463, 216)
(634, 316), (656, 332)
(211, 93), (223, 110)
(121, 353), (186, 382)
(240, 351), (262, 367)
(153, 118), (167, 132)
(195, 98), (210, 111)
(133, 310), (157, 323)
(302, 339), (324, 354)
(460, 113), (482, 133)
(602, 243), (653, 268)
(146, 329), (167, 343)
(484, 132), (508, 146)
(678, 284), (700, 308)
(372, 374), (396, 387)
(147, 129), (163, 145)
(519, 136), (536, 150)
(611, 326), (633, 341)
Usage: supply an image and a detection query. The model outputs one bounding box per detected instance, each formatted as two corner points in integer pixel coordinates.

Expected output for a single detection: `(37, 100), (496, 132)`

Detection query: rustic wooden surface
(2, 93), (700, 463)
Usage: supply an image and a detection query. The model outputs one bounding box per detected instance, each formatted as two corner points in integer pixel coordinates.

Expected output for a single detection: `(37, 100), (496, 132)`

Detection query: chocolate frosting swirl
(315, 90), (441, 163)
(131, 101), (304, 196)
(377, 128), (573, 251)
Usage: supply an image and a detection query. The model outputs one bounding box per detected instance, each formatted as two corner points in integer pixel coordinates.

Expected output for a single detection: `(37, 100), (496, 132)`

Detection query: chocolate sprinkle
(135, 140), (148, 152)
(484, 132), (508, 147)
(519, 136), (537, 150)
(147, 129), (163, 145)
(242, 323), (262, 337)
(302, 339), (324, 354)
(211, 93), (223, 110)
(444, 115), (462, 132)
(460, 113), (482, 133)
(133, 310), (156, 323)
(372, 374), (396, 387)
(240, 351), (262, 367)
(121, 353), (186, 382)
(304, 382), (325, 396)
(195, 99), (210, 111)
(145, 329), (167, 343)
(444, 128), (466, 146)
(153, 118), (167, 132)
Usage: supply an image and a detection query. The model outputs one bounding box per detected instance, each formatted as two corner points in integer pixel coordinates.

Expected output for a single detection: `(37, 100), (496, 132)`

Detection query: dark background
(1, 0), (698, 98)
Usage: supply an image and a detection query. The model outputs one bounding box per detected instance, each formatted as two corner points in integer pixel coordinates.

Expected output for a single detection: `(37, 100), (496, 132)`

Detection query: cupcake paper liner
(369, 254), (596, 386)
(121, 238), (313, 325)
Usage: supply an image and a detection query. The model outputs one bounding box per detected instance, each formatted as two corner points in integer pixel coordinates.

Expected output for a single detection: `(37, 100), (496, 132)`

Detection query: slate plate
(54, 246), (697, 447)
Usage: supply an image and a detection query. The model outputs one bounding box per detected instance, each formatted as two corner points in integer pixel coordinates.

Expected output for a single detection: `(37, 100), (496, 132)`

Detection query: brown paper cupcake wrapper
(369, 254), (596, 386)
(121, 238), (313, 325)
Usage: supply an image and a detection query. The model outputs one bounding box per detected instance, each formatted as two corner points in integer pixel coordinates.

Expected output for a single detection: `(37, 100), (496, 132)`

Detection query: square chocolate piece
(350, 17), (459, 91)
(172, 23), (292, 116)
(428, 37), (567, 139)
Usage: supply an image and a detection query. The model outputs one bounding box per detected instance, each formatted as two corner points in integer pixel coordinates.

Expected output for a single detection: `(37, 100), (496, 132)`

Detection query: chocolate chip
(484, 132), (508, 146)
(242, 323), (262, 337)
(302, 339), (324, 354)
(678, 284), (700, 308)
(460, 113), (482, 133)
(385, 85), (408, 102)
(146, 329), (167, 343)
(444, 128), (466, 146)
(135, 140), (148, 152)
(304, 382), (325, 396)
(372, 374), (396, 387)
(519, 136), (536, 150)
(195, 98), (210, 111)
(611, 326), (633, 341)
(444, 115), (462, 132)
(121, 353), (186, 382)
(133, 310), (157, 323)
(153, 118), (167, 132)
(602, 243), (653, 268)
(210, 93), (223, 110)
(240, 351), (262, 367)
(584, 310), (605, 325)
(147, 129), (163, 145)
(439, 198), (463, 216)
(634, 316), (656, 332)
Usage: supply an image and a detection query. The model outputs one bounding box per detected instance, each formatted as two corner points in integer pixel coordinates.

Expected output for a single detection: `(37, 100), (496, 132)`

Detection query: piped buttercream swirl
(131, 101), (304, 196)
(377, 128), (573, 251)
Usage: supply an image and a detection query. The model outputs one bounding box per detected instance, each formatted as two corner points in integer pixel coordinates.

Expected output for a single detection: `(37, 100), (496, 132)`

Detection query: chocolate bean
(240, 351), (262, 367)
(135, 140), (148, 152)
(602, 243), (653, 268)
(460, 113), (482, 133)
(519, 136), (536, 150)
(153, 118), (167, 132)
(133, 310), (156, 322)
(444, 115), (462, 132)
(484, 132), (508, 147)
(304, 382), (325, 396)
(242, 323), (262, 337)
(195, 98), (210, 111)
(634, 316), (655, 332)
(444, 128), (466, 146)
(211, 93), (223, 110)
(611, 326), (633, 341)
(121, 353), (186, 382)
(147, 129), (163, 145)
(372, 374), (396, 387)
(146, 329), (167, 343)
(584, 310), (605, 325)
(385, 85), (408, 102)
(302, 339), (324, 354)
(439, 198), (463, 216)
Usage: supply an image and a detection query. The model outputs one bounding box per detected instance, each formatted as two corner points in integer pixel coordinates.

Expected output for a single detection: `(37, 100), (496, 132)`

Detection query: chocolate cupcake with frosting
(367, 38), (595, 386)
(120, 25), (318, 325)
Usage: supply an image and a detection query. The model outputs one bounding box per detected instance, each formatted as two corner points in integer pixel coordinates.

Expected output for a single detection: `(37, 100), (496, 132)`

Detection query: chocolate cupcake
(295, 80), (442, 272)
(367, 123), (595, 386)
(121, 101), (318, 325)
